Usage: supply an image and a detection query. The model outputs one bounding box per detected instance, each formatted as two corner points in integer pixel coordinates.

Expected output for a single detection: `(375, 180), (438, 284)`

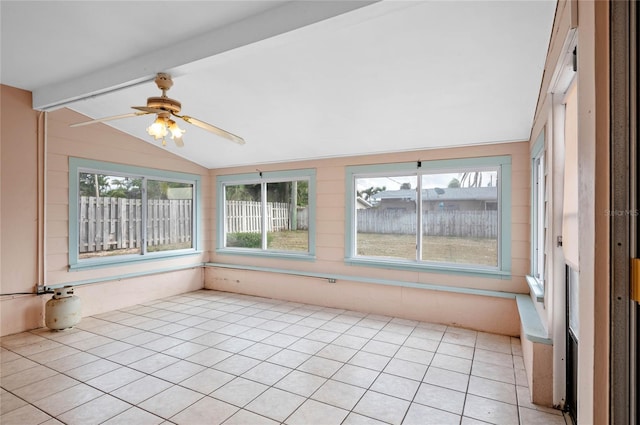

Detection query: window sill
(345, 257), (511, 279)
(216, 248), (316, 262)
(525, 275), (545, 303)
(69, 250), (203, 271)
(516, 294), (552, 344)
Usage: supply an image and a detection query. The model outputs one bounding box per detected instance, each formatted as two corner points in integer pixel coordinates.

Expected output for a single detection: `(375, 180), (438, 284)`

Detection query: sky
(356, 171), (497, 192)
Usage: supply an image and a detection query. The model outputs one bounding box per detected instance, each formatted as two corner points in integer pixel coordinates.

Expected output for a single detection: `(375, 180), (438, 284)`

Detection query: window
(217, 169), (316, 259)
(528, 134), (547, 298)
(69, 158), (200, 269)
(346, 157), (511, 277)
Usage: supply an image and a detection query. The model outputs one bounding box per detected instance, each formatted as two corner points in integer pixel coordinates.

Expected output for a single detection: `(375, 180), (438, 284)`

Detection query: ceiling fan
(70, 73), (245, 147)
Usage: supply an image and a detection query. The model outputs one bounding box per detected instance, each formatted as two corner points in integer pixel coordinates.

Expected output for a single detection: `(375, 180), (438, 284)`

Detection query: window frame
(345, 156), (512, 278)
(527, 131), (547, 300)
(216, 169), (316, 260)
(69, 158), (201, 270)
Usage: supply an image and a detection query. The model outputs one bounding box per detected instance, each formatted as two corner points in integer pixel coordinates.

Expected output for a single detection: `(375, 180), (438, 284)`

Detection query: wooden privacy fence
(357, 209), (498, 238)
(297, 207), (309, 230)
(79, 196), (192, 253)
(226, 201), (308, 233)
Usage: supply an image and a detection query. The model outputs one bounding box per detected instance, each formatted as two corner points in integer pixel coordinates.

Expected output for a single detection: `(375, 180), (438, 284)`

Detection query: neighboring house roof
(371, 187), (497, 202)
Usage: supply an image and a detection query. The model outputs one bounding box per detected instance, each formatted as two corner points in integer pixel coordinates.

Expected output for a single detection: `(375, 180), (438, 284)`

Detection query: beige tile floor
(0, 289), (571, 425)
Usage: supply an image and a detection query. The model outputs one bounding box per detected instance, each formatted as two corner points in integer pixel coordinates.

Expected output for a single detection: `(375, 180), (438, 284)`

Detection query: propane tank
(45, 286), (81, 330)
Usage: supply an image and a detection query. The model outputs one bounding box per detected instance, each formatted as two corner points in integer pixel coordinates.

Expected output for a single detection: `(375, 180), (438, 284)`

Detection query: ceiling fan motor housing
(147, 96), (181, 113)
(148, 73), (181, 113)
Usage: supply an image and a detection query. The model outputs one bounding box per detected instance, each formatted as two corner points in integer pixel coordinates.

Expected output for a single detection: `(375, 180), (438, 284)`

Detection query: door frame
(610, 0), (637, 424)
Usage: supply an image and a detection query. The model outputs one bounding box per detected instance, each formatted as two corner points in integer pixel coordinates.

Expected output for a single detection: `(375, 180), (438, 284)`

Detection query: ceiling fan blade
(173, 136), (184, 148)
(70, 111), (150, 127)
(132, 106), (166, 114)
(176, 114), (245, 145)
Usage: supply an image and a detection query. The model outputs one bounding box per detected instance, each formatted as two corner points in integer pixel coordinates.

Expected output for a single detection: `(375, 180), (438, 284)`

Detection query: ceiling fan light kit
(70, 73), (244, 147)
(146, 112), (185, 147)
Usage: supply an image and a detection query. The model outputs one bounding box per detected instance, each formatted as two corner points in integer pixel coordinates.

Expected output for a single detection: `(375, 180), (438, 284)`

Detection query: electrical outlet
(328, 278), (337, 283)
(35, 285), (46, 295)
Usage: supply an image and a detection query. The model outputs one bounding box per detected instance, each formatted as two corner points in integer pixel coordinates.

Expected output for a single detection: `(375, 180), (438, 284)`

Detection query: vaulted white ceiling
(1, 1), (556, 169)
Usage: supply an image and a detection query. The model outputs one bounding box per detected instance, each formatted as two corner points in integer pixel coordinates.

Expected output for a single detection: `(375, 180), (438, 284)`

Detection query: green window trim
(68, 158), (202, 271)
(345, 156), (512, 278)
(216, 169), (317, 259)
(529, 130), (546, 299)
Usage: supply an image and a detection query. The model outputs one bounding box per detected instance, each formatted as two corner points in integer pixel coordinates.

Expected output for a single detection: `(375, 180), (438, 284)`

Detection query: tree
(448, 178), (461, 188)
(357, 186), (386, 201)
(79, 173), (109, 197)
(296, 181), (309, 207)
(267, 182), (294, 203)
(226, 184), (261, 201)
(105, 177), (142, 198)
(459, 172), (482, 187)
(225, 181), (308, 206)
(146, 180), (192, 200)
(400, 182), (412, 190)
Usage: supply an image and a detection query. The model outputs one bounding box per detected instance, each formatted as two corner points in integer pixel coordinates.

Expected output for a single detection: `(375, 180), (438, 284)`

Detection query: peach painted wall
(0, 86), (46, 336)
(0, 86), (210, 336)
(520, 326), (554, 406)
(43, 108), (210, 318)
(206, 142), (530, 336)
(73, 268), (203, 318)
(207, 267), (520, 335)
(526, 0), (574, 408)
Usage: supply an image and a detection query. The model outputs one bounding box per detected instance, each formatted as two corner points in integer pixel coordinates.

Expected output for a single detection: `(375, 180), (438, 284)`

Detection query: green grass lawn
(81, 231), (495, 266)
(80, 241), (192, 259)
(267, 230), (309, 251)
(357, 232), (497, 266)
(267, 230), (497, 266)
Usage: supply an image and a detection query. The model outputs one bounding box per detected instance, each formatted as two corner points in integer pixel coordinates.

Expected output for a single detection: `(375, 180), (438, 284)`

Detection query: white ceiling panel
(1, 0), (556, 168)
